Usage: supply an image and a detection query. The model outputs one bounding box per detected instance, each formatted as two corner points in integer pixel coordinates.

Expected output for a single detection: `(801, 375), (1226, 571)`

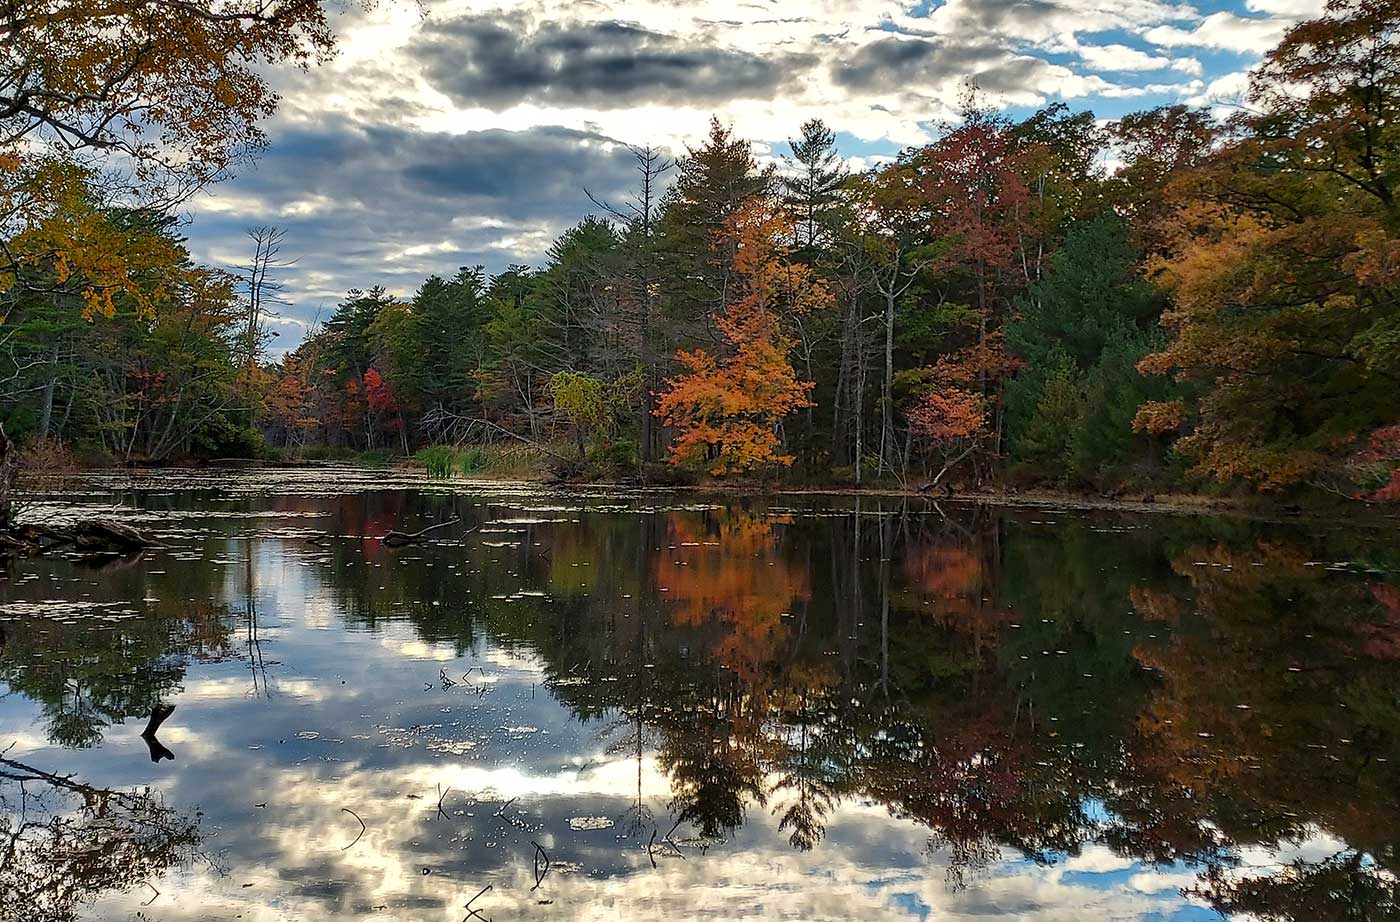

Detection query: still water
(2, 470), (1398, 921)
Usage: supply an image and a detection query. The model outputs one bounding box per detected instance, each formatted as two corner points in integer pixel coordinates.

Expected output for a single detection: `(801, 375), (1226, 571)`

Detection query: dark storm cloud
(233, 122), (639, 219)
(941, 0), (1067, 34)
(182, 121), (648, 343)
(832, 36), (1001, 91)
(413, 13), (812, 110)
(832, 34), (1086, 99)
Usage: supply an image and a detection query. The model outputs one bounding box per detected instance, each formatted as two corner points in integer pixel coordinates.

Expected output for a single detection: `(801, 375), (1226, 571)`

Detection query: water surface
(2, 470), (1398, 921)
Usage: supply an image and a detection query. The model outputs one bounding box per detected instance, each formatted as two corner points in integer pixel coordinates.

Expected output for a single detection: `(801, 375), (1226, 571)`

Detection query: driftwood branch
(381, 516), (468, 547)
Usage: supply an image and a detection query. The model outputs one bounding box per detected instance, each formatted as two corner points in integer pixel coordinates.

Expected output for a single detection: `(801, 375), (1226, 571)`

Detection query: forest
(3, 0), (1399, 502)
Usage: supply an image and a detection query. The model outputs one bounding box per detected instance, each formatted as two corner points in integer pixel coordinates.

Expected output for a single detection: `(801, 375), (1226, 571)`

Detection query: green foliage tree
(1005, 214), (1178, 485)
(657, 117), (773, 339)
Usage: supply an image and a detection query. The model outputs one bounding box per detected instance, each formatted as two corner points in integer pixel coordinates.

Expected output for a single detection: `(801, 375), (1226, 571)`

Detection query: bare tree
(235, 225), (296, 422)
(587, 144), (674, 464)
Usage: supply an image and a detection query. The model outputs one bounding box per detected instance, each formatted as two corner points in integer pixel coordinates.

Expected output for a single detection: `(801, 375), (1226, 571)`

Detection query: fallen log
(0, 518), (158, 558)
(0, 531), (27, 557)
(74, 519), (159, 551)
(14, 523), (76, 548)
(381, 515), (466, 547)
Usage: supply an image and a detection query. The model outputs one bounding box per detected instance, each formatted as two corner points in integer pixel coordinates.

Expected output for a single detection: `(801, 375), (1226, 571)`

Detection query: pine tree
(783, 119), (847, 254)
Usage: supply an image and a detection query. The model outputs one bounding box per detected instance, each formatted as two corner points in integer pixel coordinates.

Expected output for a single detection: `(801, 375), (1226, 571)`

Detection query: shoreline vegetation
(4, 2), (1400, 539)
(27, 452), (1400, 528)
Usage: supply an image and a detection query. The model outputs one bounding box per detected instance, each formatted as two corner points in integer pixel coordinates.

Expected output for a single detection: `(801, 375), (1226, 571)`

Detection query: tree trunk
(37, 342), (59, 443)
(880, 285), (896, 475)
(0, 423), (17, 533)
(640, 304), (655, 465)
(804, 351), (816, 463)
(854, 332), (866, 488)
(830, 356), (847, 464)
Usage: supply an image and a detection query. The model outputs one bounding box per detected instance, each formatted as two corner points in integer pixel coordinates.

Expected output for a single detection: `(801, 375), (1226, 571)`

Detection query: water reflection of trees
(0, 756), (203, 922)
(324, 492), (1399, 916)
(484, 504), (1400, 915)
(0, 605), (231, 750)
(5, 492), (1399, 918)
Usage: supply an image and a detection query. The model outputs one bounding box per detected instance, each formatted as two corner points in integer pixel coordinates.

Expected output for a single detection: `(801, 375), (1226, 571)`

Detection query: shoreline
(49, 460), (1400, 528)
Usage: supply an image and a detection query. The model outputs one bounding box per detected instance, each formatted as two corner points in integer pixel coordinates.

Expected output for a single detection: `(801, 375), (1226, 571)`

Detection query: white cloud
(1074, 42), (1203, 78)
(1185, 70), (1253, 108)
(172, 0), (1325, 349)
(1245, 0), (1327, 15)
(1144, 11), (1291, 54)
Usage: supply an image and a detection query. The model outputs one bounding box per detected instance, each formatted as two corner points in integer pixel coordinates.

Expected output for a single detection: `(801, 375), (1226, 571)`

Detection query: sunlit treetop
(1, 1), (376, 318)
(1, 1), (369, 193)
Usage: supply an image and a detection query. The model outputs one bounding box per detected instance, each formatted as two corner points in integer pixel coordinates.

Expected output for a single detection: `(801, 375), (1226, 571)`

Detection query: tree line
(3, 0), (1398, 500)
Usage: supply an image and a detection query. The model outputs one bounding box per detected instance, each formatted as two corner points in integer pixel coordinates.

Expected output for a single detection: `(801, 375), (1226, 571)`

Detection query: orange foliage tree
(654, 197), (832, 475)
(1134, 0), (1400, 492)
(264, 354), (318, 450)
(1357, 426), (1400, 502)
(905, 334), (1021, 487)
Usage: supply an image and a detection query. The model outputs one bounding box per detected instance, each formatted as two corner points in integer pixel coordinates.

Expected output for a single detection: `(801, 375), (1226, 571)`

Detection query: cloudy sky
(184, 0), (1327, 351)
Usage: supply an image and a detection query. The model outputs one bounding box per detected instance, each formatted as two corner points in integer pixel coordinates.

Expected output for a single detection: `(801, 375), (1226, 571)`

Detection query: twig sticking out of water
(662, 819), (687, 860)
(436, 784), (453, 820)
(530, 840), (551, 891)
(341, 808), (366, 850)
(141, 704), (176, 763)
(644, 824), (687, 866)
(463, 884), (492, 922)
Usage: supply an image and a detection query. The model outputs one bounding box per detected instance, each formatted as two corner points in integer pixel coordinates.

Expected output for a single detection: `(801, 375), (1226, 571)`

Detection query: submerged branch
(381, 516), (468, 547)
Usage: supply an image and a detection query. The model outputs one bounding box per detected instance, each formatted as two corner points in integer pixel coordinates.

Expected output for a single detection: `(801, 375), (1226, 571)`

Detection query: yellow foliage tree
(1, 0), (366, 312)
(1133, 0), (1400, 491)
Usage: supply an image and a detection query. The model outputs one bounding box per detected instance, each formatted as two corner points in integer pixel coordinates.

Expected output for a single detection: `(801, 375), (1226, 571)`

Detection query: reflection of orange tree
(651, 513), (1055, 866)
(1128, 539), (1400, 884)
(647, 509), (848, 844)
(1361, 584), (1400, 661)
(900, 542), (1016, 654)
(863, 529), (1065, 885)
(655, 510), (809, 683)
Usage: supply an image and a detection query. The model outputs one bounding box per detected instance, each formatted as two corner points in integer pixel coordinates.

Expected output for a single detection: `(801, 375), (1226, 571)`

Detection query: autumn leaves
(655, 200), (831, 475)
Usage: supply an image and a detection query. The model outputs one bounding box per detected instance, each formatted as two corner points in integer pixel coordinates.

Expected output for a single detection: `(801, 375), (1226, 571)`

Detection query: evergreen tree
(657, 118), (773, 342)
(783, 119), (847, 255)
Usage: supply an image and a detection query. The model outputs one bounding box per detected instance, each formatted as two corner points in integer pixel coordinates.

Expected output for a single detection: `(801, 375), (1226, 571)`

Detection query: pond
(2, 470), (1398, 921)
